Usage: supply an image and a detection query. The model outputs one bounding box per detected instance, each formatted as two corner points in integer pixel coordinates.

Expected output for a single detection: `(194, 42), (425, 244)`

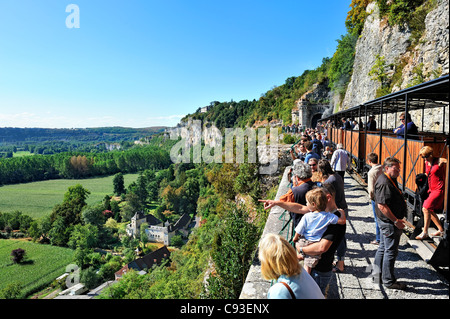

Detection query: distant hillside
(0, 126), (167, 143)
(182, 58), (331, 129)
(181, 0), (448, 129)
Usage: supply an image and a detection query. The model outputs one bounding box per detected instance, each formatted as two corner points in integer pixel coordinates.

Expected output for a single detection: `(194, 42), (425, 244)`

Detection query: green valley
(0, 174), (139, 219)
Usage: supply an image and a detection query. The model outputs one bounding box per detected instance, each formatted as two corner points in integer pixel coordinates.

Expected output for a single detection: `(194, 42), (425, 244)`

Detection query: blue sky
(0, 0), (350, 128)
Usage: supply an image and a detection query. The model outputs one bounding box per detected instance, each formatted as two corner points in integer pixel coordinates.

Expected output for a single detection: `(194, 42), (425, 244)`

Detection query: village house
(114, 246), (171, 280)
(126, 211), (163, 237)
(126, 211), (192, 246)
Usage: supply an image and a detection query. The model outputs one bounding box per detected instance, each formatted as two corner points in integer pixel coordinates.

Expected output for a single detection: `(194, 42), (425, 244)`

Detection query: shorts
(295, 238), (321, 268)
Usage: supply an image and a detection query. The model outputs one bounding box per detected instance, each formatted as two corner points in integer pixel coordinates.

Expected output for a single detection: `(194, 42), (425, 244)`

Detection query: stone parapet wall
(239, 166), (291, 299)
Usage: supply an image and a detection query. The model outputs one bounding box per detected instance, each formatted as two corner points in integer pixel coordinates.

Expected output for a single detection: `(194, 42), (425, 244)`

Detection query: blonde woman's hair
(258, 233), (301, 280)
(419, 146), (433, 158)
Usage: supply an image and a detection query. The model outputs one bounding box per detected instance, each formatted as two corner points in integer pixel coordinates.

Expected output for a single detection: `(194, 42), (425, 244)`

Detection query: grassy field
(13, 151), (33, 157)
(0, 174), (139, 219)
(0, 239), (75, 298)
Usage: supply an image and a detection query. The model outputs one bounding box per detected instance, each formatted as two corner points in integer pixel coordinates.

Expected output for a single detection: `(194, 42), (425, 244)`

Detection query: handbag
(280, 281), (296, 299)
(415, 173), (429, 201)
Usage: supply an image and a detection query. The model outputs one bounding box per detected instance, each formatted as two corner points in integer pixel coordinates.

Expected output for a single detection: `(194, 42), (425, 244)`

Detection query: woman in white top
(258, 233), (324, 299)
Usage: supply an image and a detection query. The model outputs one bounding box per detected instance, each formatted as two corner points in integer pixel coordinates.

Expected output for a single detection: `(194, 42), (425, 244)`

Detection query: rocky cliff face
(342, 0), (449, 109)
(338, 0), (449, 132)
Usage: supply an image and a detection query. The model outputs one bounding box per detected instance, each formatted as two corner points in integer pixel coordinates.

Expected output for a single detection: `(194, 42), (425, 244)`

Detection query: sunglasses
(309, 164), (317, 167)
(422, 154), (431, 159)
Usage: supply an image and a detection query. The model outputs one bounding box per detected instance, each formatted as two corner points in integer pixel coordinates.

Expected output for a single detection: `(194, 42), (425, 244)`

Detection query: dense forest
(0, 125), (175, 185)
(0, 126), (167, 158)
(97, 162), (267, 299)
(0, 145), (172, 185)
(0, 126), (166, 143)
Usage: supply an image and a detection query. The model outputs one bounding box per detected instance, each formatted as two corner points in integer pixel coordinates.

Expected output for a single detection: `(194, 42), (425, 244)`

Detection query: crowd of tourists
(259, 123), (447, 299)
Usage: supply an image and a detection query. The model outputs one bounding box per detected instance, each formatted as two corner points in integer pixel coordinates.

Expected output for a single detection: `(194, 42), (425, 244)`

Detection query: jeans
(371, 200), (381, 242)
(310, 269), (333, 296)
(372, 218), (403, 287)
(335, 208), (348, 261)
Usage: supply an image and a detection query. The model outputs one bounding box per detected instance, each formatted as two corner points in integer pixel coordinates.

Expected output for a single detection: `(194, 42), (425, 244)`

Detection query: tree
(11, 248), (26, 264)
(205, 203), (259, 299)
(49, 184), (91, 246)
(82, 203), (106, 226)
(68, 224), (99, 250)
(69, 155), (92, 178)
(110, 200), (121, 221)
(28, 220), (41, 242)
(105, 217), (118, 229)
(81, 266), (101, 290)
(346, 0), (371, 35)
(120, 192), (144, 221)
(170, 234), (184, 248)
(28, 215), (52, 243)
(69, 224), (99, 268)
(63, 184), (90, 208)
(140, 222), (149, 243)
(103, 195), (112, 211)
(233, 163), (261, 201)
(97, 269), (151, 299)
(0, 282), (22, 299)
(368, 54), (389, 84)
(328, 33), (358, 96)
(48, 216), (71, 246)
(113, 172), (125, 196)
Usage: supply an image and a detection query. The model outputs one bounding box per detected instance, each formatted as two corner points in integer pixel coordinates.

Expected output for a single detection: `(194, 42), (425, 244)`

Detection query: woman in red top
(415, 146), (447, 240)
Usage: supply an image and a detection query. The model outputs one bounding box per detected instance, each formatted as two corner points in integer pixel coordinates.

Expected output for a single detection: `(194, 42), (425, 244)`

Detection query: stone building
(126, 211), (163, 238)
(126, 211), (192, 246)
(292, 98), (329, 129)
(115, 246), (171, 280)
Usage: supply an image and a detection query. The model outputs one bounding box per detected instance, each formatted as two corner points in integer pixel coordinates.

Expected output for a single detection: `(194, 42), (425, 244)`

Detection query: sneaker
(370, 240), (379, 245)
(370, 274), (381, 285)
(385, 282), (407, 290)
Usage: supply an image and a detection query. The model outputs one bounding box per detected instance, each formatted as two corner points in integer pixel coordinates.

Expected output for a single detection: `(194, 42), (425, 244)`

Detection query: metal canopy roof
(321, 74), (449, 120)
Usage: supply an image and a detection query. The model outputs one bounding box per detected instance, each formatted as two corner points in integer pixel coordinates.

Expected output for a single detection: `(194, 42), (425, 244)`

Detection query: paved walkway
(326, 174), (449, 299)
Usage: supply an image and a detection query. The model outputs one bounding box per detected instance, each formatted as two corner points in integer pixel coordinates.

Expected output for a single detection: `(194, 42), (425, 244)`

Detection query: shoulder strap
(280, 281), (296, 299)
(384, 173), (402, 195)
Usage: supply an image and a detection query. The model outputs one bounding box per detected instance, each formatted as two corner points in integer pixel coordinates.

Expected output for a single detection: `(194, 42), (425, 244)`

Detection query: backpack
(415, 173), (429, 202)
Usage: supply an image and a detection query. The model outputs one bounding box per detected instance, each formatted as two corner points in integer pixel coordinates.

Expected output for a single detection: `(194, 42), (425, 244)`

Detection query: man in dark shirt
(366, 115), (377, 131)
(259, 183), (346, 297)
(372, 156), (407, 290)
(311, 134), (323, 155)
(300, 183), (346, 296)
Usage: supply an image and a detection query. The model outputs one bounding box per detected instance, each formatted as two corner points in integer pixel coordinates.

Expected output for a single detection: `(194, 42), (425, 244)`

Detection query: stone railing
(239, 166), (291, 299)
